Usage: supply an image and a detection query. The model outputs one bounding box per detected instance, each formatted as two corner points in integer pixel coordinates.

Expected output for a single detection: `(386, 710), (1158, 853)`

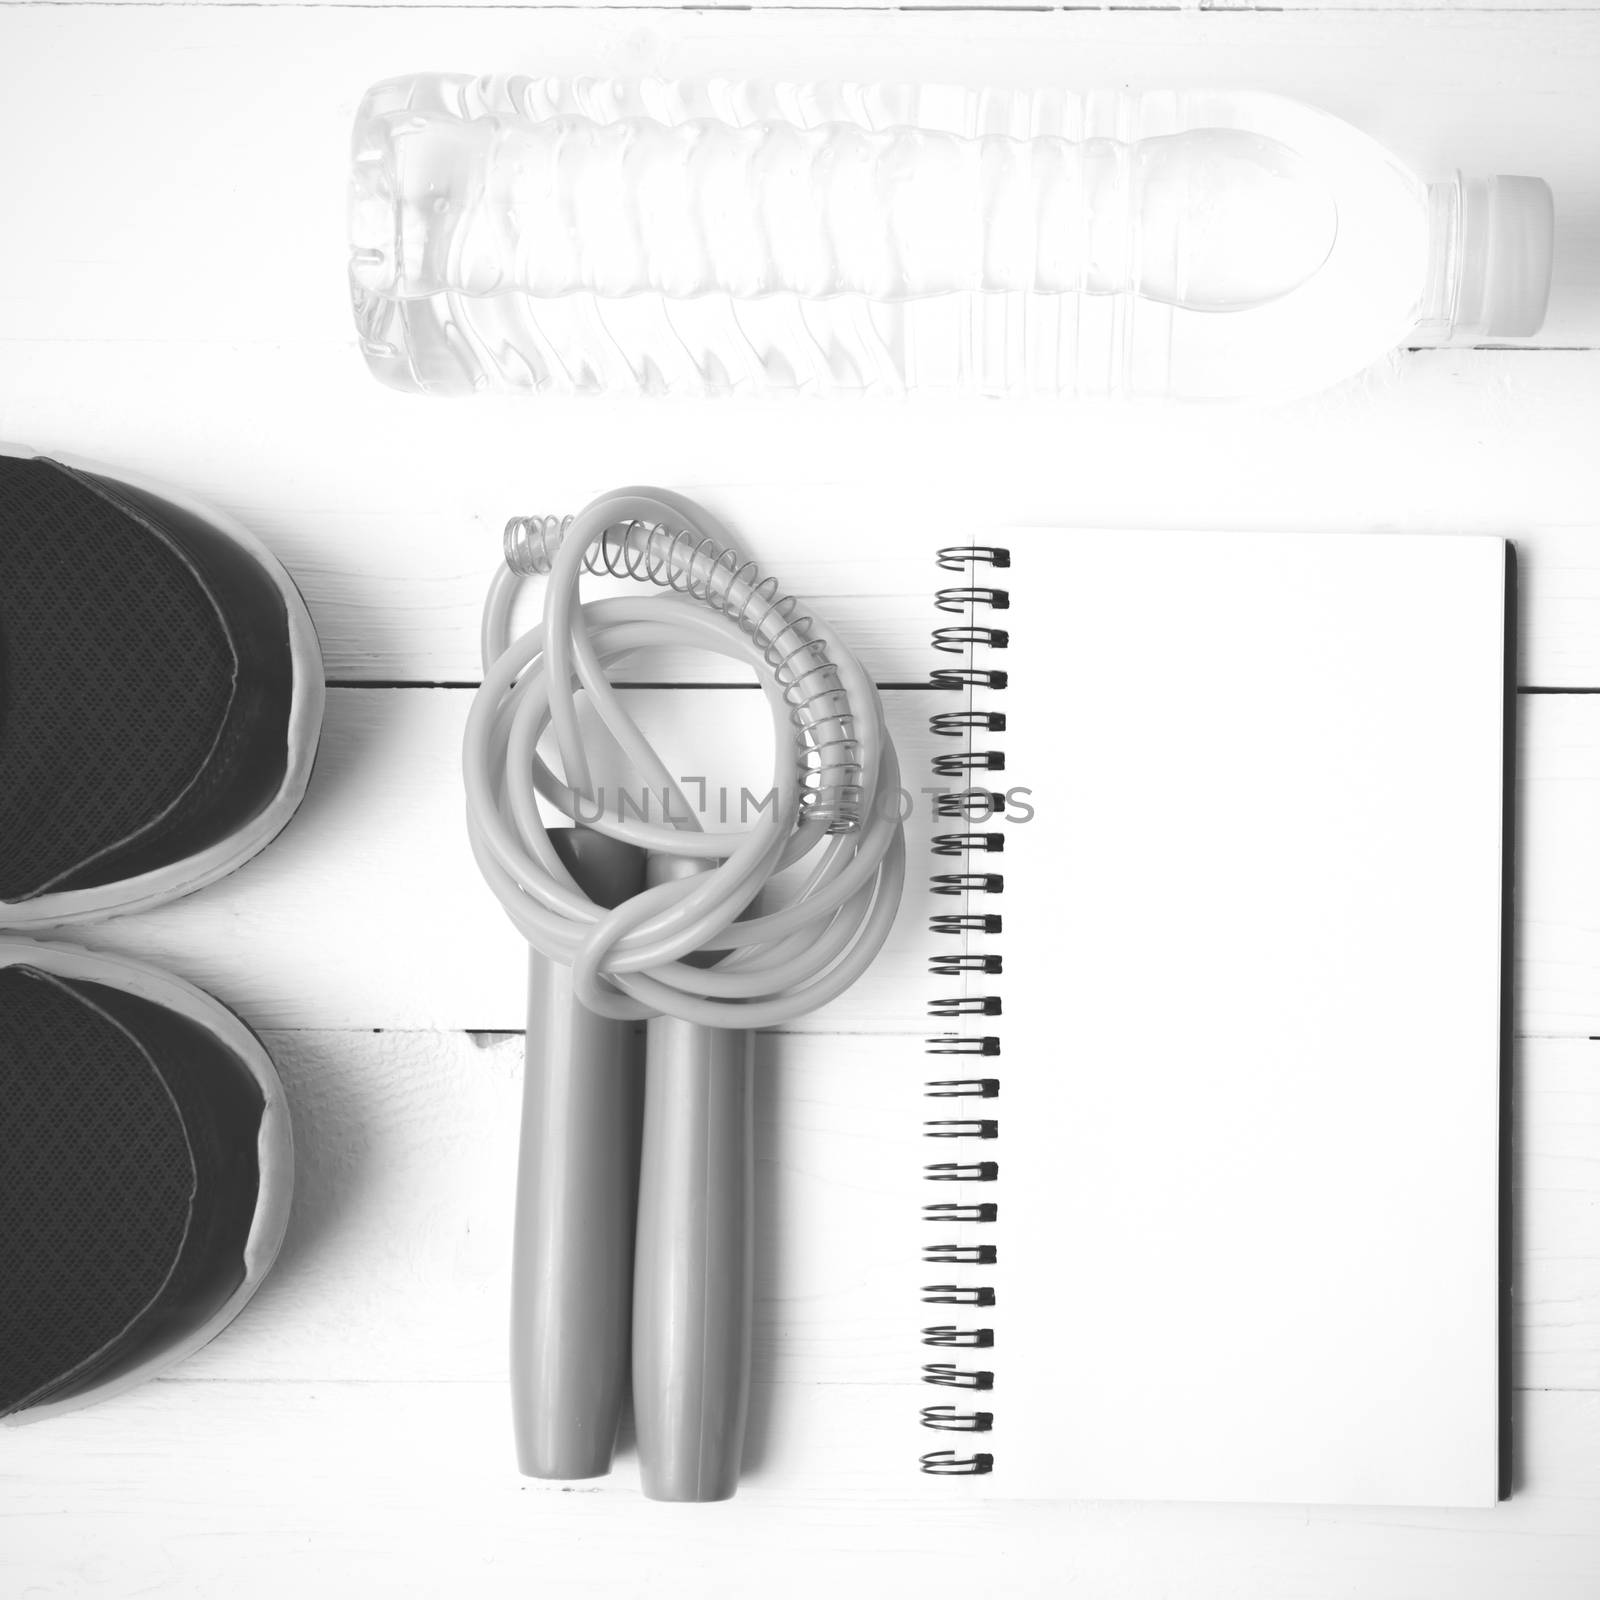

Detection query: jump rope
(464, 488), (906, 1500)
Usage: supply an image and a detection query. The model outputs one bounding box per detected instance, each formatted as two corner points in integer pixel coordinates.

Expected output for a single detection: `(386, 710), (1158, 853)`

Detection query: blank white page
(971, 530), (1508, 1507)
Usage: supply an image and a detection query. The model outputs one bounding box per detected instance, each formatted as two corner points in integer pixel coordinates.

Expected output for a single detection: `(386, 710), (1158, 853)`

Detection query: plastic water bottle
(348, 77), (1554, 401)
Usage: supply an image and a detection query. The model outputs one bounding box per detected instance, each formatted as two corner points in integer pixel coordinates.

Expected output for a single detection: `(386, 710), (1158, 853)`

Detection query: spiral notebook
(904, 527), (1513, 1508)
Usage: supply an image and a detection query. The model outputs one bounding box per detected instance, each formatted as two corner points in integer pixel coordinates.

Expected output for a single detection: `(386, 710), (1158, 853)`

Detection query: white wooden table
(3, 5), (1599, 1595)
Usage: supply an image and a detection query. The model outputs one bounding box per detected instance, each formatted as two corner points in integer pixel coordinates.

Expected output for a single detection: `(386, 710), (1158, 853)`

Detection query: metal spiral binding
(503, 512), (863, 831)
(935, 586), (1011, 614)
(928, 996), (1001, 1018)
(937, 545), (1012, 572)
(925, 1162), (999, 1182)
(921, 543), (1008, 1480)
(923, 1285), (997, 1306)
(929, 950), (1002, 973)
(930, 711), (1007, 738)
(922, 1404), (995, 1432)
(922, 1325), (994, 1348)
(931, 873), (1003, 896)
(925, 1243), (997, 1265)
(931, 833), (1005, 860)
(921, 1449), (995, 1475)
(931, 666), (1009, 691)
(923, 1362), (994, 1389)
(935, 790), (1008, 821)
(932, 749), (1005, 776)
(933, 624), (1009, 654)
(924, 1118), (997, 1140)
(926, 1036), (999, 1057)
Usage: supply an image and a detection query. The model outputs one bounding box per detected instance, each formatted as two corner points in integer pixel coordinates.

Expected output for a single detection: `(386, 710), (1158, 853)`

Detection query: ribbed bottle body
(350, 78), (1435, 400)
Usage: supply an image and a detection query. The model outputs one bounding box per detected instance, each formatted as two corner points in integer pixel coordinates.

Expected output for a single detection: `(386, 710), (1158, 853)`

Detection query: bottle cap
(1458, 176), (1555, 339)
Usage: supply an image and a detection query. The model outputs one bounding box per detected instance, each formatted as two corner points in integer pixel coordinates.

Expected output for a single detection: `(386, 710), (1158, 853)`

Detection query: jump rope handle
(632, 853), (755, 1502)
(510, 829), (646, 1480)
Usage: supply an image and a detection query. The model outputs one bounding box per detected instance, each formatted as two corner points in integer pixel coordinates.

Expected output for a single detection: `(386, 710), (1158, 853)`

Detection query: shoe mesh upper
(0, 966), (195, 1415)
(0, 457), (236, 901)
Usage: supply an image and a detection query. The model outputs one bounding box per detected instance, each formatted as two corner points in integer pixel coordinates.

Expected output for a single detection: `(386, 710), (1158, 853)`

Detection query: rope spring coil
(464, 488), (906, 1028)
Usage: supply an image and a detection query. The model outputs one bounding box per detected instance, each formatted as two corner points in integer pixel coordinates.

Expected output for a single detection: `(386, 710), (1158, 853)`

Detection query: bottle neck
(1418, 175), (1508, 341)
(1416, 177), (1465, 337)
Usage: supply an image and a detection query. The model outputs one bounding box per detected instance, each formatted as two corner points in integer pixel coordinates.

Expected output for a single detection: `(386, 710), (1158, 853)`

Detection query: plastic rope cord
(463, 487), (906, 1028)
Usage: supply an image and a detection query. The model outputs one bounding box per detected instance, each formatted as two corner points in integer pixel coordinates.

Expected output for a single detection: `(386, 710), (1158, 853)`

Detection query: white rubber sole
(0, 936), (294, 1424)
(0, 443), (325, 927)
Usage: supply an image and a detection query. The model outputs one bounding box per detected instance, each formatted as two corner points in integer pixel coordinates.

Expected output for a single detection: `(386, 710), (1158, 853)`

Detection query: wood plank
(9, 341), (1600, 688)
(5, 9), (1596, 679)
(30, 0), (1600, 14)
(4, 1382), (1598, 1598)
(1209, 0), (1600, 11)
(1518, 1038), (1600, 1394)
(0, 9), (1593, 346)
(64, 687), (948, 1032)
(56, 687), (1600, 1036)
(122, 1028), (1594, 1396)
(161, 1030), (925, 1388)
